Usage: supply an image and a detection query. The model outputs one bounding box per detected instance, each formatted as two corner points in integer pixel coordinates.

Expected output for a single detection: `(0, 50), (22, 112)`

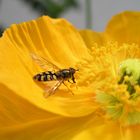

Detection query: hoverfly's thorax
(56, 69), (72, 80)
(32, 54), (78, 96)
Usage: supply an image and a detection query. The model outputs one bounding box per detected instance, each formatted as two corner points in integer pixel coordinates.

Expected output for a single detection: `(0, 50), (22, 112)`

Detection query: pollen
(75, 42), (140, 126)
(124, 75), (130, 82)
(88, 42), (140, 126)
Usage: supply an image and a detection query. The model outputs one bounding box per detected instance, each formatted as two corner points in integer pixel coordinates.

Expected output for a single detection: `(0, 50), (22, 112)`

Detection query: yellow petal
(0, 16), (93, 117)
(0, 84), (56, 127)
(73, 121), (123, 140)
(73, 121), (140, 140)
(0, 88), (95, 140)
(3, 16), (90, 67)
(105, 11), (140, 44)
(79, 30), (105, 48)
(0, 83), (86, 139)
(123, 125), (140, 140)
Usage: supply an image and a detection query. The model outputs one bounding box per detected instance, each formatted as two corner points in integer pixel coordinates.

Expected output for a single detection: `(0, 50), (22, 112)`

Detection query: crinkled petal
(79, 30), (105, 48)
(0, 84), (56, 127)
(2, 16), (90, 67)
(73, 121), (140, 140)
(105, 11), (140, 44)
(0, 16), (93, 117)
(0, 87), (96, 140)
(123, 125), (140, 140)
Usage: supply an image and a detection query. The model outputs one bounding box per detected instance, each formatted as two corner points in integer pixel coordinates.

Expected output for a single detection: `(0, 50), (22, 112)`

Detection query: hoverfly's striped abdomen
(33, 71), (57, 81)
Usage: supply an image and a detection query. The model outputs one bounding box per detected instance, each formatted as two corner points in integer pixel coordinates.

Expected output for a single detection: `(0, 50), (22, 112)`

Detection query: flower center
(75, 42), (140, 125)
(96, 58), (140, 126)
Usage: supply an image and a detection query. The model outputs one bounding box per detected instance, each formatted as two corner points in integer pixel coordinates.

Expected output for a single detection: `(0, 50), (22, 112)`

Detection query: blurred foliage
(22, 0), (78, 17)
(0, 0), (79, 36)
(0, 25), (4, 36)
(0, 0), (3, 36)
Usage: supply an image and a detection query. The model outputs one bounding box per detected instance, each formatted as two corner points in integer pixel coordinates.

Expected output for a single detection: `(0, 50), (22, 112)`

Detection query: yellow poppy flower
(1, 11), (140, 140)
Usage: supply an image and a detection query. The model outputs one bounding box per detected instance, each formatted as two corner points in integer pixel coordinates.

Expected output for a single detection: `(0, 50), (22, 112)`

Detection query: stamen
(92, 42), (140, 126)
(76, 42), (140, 125)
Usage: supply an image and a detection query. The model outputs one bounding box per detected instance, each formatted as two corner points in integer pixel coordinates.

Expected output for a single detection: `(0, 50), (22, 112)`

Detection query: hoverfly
(31, 53), (78, 97)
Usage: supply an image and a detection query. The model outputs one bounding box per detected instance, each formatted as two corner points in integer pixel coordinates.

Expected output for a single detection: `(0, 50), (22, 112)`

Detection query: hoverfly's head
(69, 67), (79, 74)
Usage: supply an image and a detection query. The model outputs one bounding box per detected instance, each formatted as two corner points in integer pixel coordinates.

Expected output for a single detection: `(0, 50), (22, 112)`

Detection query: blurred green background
(1, 0), (140, 36)
(0, 0), (80, 36)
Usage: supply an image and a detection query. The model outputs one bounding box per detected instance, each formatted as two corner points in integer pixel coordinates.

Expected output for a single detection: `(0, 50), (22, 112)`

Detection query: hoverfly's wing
(31, 53), (60, 71)
(44, 80), (63, 98)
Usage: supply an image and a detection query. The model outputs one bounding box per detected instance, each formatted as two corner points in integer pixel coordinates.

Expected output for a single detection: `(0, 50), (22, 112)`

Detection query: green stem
(85, 0), (92, 29)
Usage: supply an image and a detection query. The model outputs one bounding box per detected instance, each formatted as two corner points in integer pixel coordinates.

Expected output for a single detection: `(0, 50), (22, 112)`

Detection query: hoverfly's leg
(71, 76), (78, 89)
(68, 76), (78, 89)
(72, 76), (76, 83)
(68, 75), (76, 84)
(68, 79), (74, 84)
(63, 81), (74, 96)
(44, 80), (63, 98)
